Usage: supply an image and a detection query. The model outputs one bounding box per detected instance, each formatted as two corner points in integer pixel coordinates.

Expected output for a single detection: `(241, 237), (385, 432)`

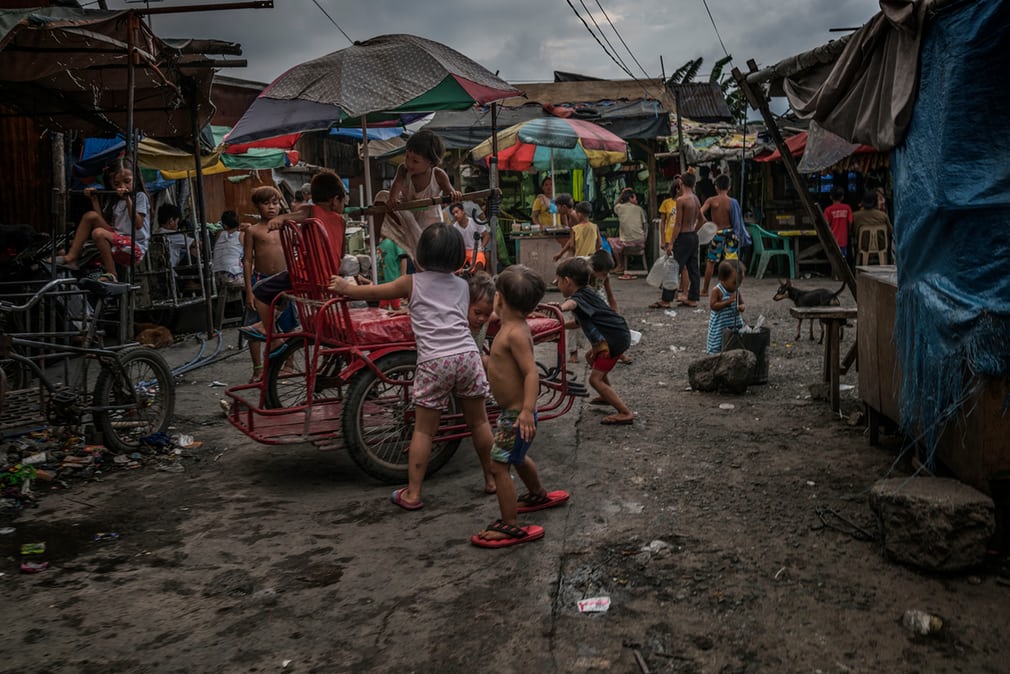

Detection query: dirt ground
(2, 274), (1008, 673)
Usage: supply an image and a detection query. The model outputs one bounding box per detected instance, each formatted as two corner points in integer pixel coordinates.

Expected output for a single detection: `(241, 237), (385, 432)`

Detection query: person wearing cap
(552, 200), (601, 262)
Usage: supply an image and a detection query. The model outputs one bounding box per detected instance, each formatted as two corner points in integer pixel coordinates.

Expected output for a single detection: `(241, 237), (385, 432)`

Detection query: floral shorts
(109, 232), (145, 265)
(490, 409), (538, 465)
(412, 351), (488, 411)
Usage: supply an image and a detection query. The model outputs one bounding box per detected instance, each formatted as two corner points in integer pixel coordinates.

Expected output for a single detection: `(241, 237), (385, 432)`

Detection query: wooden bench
(789, 306), (858, 413)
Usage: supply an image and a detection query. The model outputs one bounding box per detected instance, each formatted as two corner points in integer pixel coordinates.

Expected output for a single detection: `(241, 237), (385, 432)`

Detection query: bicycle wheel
(93, 346), (175, 453)
(263, 338), (346, 409)
(341, 350), (461, 484)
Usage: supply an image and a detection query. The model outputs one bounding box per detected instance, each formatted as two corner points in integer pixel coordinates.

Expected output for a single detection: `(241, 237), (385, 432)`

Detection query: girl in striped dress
(706, 260), (745, 354)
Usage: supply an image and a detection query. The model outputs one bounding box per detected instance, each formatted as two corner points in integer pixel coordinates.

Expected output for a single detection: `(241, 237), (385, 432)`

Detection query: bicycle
(0, 277), (175, 453)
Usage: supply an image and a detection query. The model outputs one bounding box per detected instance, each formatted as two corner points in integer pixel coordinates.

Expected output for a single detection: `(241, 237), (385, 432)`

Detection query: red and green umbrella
(226, 34), (520, 145)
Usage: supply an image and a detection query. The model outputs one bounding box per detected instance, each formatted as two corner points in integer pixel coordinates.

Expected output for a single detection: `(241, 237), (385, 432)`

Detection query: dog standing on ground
(773, 280), (846, 342)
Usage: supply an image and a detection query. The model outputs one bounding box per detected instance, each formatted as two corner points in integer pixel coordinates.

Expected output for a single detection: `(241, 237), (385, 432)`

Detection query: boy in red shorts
(555, 257), (634, 425)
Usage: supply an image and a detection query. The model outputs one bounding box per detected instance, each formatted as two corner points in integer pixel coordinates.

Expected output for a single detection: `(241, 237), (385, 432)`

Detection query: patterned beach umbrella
(226, 34), (520, 145)
(471, 117), (628, 171)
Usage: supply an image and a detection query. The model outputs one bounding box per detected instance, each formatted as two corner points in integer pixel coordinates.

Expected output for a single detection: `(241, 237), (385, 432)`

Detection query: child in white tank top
(329, 223), (495, 507)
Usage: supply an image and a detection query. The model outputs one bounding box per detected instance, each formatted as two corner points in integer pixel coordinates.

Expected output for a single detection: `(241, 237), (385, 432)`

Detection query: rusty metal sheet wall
(0, 110), (53, 232)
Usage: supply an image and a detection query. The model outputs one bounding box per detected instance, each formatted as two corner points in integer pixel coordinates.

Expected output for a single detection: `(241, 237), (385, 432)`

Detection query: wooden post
(733, 63), (856, 299)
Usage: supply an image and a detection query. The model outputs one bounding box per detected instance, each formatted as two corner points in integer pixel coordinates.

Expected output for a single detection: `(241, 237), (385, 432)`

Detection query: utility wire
(701, 0), (732, 61)
(575, 0), (633, 77)
(564, 0), (665, 102)
(594, 0), (652, 80)
(312, 0), (353, 45)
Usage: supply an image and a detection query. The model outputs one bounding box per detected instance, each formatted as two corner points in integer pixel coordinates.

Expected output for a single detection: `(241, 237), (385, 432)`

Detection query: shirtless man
(668, 171), (703, 307)
(700, 174), (738, 295)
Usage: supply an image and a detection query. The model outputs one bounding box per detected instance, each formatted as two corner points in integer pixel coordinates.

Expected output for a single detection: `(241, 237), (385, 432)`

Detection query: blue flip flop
(238, 326), (266, 342)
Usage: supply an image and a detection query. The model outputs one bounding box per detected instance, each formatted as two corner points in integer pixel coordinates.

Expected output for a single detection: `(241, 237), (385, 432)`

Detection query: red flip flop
(390, 487), (424, 511)
(517, 490), (571, 513)
(470, 521), (545, 548)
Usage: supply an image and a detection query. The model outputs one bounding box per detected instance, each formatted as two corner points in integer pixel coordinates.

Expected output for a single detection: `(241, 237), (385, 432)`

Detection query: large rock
(688, 349), (756, 394)
(869, 477), (995, 572)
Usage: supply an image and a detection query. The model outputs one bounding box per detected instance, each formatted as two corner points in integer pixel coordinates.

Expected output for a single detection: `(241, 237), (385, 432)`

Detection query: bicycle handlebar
(0, 278), (79, 312)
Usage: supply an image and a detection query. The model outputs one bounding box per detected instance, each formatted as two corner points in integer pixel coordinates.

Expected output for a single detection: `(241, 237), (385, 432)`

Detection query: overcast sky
(106, 0), (882, 88)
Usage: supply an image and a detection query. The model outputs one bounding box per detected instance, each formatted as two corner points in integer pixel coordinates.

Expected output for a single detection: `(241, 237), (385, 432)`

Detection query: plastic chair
(748, 224), (795, 280)
(857, 223), (890, 265)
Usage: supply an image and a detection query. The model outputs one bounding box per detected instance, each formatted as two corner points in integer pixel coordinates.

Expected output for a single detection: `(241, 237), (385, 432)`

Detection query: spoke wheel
(263, 338), (347, 409)
(93, 347), (175, 453)
(342, 350), (460, 484)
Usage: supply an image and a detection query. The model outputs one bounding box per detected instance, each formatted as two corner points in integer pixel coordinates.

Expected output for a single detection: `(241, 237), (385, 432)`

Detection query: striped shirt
(706, 283), (743, 354)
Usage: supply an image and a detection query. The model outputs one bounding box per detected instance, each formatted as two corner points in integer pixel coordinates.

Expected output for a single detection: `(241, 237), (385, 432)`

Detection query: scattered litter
(0, 527), (15, 535)
(19, 561), (49, 574)
(838, 384), (854, 392)
(93, 532), (119, 542)
(641, 540), (671, 554)
(154, 462), (184, 474)
(718, 403), (735, 410)
(739, 314), (767, 334)
(209, 380), (227, 387)
(173, 434), (201, 449)
(629, 329), (642, 346)
(902, 609), (943, 636)
(806, 480), (816, 486)
(663, 310), (677, 318)
(774, 567), (786, 580)
(282, 660), (292, 669)
(668, 345), (687, 352)
(577, 596), (612, 613)
(20, 542), (46, 555)
(22, 452), (48, 465)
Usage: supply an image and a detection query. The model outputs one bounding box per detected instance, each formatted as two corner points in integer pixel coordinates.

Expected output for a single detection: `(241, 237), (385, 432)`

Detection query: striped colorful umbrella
(471, 117), (628, 172)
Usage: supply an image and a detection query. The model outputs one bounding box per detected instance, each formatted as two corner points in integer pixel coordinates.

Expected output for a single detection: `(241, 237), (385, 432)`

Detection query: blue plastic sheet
(892, 0), (1010, 460)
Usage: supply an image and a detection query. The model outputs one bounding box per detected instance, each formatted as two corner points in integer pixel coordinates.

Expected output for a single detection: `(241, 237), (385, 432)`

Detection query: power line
(565, 0), (633, 78)
(565, 0), (666, 103)
(577, 0), (634, 77)
(312, 0), (353, 45)
(700, 0), (732, 61)
(593, 0), (652, 80)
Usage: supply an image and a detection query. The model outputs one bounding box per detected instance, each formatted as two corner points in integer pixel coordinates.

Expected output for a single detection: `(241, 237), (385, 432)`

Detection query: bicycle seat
(78, 277), (131, 298)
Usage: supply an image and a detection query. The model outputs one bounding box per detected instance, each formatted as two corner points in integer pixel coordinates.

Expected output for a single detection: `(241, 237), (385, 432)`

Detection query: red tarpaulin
(754, 131), (876, 162)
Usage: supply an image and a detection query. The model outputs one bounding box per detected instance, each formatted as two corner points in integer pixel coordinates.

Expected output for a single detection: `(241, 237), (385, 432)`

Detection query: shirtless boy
(669, 171), (703, 307)
(241, 186), (286, 381)
(471, 265), (570, 548)
(700, 173), (739, 295)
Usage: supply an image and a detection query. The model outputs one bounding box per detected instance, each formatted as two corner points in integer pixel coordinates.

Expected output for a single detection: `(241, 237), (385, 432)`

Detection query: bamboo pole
(732, 62), (856, 299)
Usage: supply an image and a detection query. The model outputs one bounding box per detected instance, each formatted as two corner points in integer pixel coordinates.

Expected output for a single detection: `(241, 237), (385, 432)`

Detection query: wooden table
(513, 233), (570, 285)
(778, 229), (828, 276)
(790, 305), (859, 413)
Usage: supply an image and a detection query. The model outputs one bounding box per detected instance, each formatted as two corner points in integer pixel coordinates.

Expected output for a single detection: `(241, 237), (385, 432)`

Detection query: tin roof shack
(738, 0), (1010, 496)
(0, 5), (230, 233)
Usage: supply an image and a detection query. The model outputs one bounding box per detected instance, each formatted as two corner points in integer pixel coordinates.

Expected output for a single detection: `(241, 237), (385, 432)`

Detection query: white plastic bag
(646, 254), (679, 289)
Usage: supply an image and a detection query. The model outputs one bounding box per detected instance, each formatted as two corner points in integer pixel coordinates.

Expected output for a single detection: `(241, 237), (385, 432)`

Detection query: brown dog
(135, 322), (173, 349)
(772, 280), (846, 343)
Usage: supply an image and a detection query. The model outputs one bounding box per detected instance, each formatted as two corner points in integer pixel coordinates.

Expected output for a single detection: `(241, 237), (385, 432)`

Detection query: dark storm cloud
(109, 0), (881, 86)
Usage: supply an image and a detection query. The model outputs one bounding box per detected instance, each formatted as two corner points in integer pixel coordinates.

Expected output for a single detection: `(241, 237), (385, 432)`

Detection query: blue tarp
(892, 0), (1010, 460)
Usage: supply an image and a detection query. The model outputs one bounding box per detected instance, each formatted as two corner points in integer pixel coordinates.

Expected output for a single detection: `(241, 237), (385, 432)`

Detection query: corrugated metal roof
(668, 82), (733, 122)
(502, 78), (674, 112)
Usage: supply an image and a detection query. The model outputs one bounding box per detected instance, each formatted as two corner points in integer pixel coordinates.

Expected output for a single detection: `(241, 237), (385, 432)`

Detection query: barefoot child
(472, 265), (570, 548)
(329, 223), (495, 504)
(240, 186), (286, 381)
(588, 250), (632, 364)
(56, 157), (150, 280)
(706, 260), (746, 354)
(555, 257), (634, 425)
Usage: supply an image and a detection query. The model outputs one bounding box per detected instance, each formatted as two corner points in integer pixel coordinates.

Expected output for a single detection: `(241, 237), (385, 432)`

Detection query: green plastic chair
(748, 223), (795, 280)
